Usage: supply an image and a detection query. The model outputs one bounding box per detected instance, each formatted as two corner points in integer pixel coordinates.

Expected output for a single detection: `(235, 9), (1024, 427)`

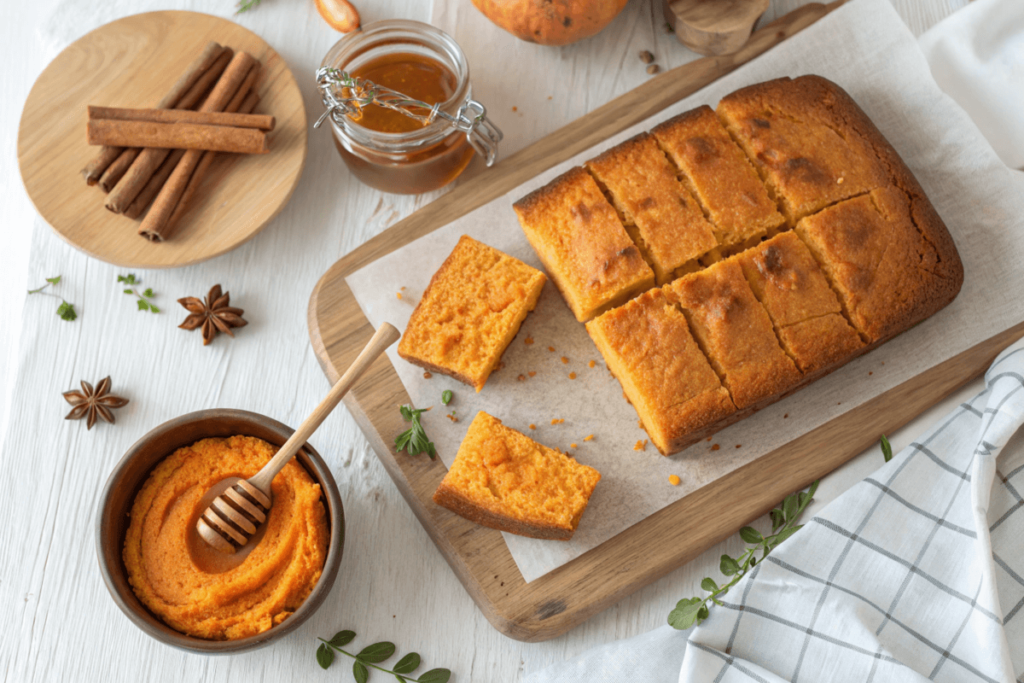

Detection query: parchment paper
(346, 0), (1024, 583)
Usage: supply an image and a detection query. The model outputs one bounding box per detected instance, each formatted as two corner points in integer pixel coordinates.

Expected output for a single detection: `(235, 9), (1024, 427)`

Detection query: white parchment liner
(346, 0), (1024, 582)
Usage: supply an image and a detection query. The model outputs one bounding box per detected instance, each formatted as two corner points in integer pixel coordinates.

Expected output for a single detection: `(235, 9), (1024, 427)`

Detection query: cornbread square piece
(716, 76), (890, 224)
(737, 232), (863, 374)
(651, 105), (784, 252)
(795, 186), (963, 344)
(513, 166), (656, 322)
(585, 133), (717, 284)
(433, 412), (601, 540)
(398, 235), (546, 391)
(666, 260), (800, 409)
(586, 289), (735, 455)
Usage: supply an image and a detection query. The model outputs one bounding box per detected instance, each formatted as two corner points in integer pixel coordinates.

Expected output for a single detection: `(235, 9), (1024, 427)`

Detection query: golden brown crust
(652, 105), (784, 246)
(432, 482), (575, 541)
(586, 289), (736, 455)
(585, 133), (717, 284)
(513, 167), (655, 322)
(397, 235), (546, 391)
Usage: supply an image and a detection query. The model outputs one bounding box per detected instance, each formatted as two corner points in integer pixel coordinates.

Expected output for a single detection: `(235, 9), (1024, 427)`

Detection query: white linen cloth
(527, 1), (1024, 680)
(528, 339), (1024, 683)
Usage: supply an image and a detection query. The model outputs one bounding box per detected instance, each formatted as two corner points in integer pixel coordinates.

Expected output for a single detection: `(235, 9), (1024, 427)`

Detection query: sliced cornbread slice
(651, 105), (784, 256)
(716, 76), (889, 225)
(737, 232), (863, 374)
(585, 133), (717, 284)
(666, 260), (800, 409)
(433, 412), (601, 540)
(586, 289), (735, 455)
(795, 186), (962, 344)
(398, 235), (546, 391)
(513, 166), (655, 322)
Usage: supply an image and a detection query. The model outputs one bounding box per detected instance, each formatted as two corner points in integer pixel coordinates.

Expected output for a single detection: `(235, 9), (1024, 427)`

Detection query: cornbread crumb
(633, 439), (648, 451)
(528, 371), (537, 377)
(589, 360), (596, 368)
(561, 356), (569, 364)
(525, 337), (534, 345)
(529, 424), (536, 430)
(396, 292), (402, 299)
(711, 444), (720, 451)
(869, 372), (873, 376)
(669, 474), (681, 486)
(784, 413), (789, 418)
(517, 374), (526, 381)
(735, 444), (741, 449)
(569, 372), (577, 380)
(432, 412), (601, 540)
(584, 434), (594, 442)
(446, 412), (459, 423)
(548, 346), (556, 352)
(423, 372), (432, 379)
(571, 443), (578, 449)
(551, 418), (564, 425)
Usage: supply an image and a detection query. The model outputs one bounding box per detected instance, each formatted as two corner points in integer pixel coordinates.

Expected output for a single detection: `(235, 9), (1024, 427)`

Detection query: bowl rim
(95, 408), (344, 654)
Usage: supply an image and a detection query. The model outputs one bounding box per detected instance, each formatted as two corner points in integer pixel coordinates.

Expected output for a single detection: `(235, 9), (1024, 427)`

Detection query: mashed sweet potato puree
(123, 436), (329, 640)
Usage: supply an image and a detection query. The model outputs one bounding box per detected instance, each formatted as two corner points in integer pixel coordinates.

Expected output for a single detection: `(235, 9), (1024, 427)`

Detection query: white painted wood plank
(0, 1), (964, 681)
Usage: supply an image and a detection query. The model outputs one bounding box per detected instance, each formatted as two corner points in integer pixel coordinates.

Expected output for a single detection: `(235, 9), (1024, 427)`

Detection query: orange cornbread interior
(586, 289), (735, 455)
(513, 166), (655, 322)
(737, 232), (863, 374)
(398, 235), (546, 391)
(585, 133), (717, 284)
(652, 105), (784, 252)
(433, 412), (601, 540)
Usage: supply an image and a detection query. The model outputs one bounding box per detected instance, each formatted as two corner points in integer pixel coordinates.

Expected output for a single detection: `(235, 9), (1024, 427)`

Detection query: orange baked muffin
(513, 166), (655, 322)
(737, 232), (863, 374)
(398, 235), (546, 391)
(666, 260), (800, 409)
(433, 412), (601, 540)
(716, 76), (889, 225)
(585, 133), (717, 284)
(586, 289), (735, 455)
(795, 186), (963, 344)
(652, 105), (784, 256)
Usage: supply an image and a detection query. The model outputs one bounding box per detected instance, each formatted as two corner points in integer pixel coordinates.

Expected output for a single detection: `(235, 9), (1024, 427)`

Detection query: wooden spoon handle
(248, 322), (400, 493)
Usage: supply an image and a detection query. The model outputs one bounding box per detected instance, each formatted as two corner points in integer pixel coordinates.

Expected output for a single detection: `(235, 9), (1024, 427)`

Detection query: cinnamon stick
(164, 92), (262, 235)
(104, 48), (233, 214)
(139, 53), (258, 242)
(97, 148), (140, 193)
(88, 106), (274, 131)
(81, 41), (225, 185)
(88, 120), (269, 154)
(125, 65), (261, 221)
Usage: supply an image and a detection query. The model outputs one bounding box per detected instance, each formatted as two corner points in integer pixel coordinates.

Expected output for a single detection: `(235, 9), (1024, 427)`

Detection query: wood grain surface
(17, 10), (306, 269)
(303, 1), (937, 642)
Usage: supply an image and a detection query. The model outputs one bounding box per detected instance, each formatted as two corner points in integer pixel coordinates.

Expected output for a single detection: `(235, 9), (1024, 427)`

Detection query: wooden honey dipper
(197, 322), (400, 553)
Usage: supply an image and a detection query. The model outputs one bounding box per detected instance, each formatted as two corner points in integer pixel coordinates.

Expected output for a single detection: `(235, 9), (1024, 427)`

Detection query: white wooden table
(0, 1), (972, 681)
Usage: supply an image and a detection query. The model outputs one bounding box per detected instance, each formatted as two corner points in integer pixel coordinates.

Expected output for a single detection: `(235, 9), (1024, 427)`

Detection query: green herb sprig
(316, 630), (451, 683)
(880, 434), (893, 462)
(395, 405), (437, 459)
(668, 479), (819, 630)
(235, 0), (261, 13)
(118, 274), (159, 313)
(441, 390), (453, 406)
(28, 275), (77, 321)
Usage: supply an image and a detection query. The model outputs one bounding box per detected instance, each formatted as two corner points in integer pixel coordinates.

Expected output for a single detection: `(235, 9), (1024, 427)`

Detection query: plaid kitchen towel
(527, 342), (1024, 683)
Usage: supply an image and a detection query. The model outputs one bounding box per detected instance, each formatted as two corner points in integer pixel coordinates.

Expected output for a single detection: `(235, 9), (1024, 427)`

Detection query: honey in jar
(320, 21), (497, 195)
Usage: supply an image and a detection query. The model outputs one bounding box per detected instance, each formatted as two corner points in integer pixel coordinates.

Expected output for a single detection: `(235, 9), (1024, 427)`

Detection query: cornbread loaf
(513, 166), (655, 322)
(585, 133), (717, 284)
(518, 75), (964, 454)
(652, 105), (784, 257)
(737, 232), (863, 374)
(586, 289), (735, 455)
(433, 411), (601, 540)
(398, 235), (546, 391)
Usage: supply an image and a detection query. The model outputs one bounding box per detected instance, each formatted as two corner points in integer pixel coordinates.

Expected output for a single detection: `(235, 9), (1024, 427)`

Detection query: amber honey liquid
(335, 51), (475, 194)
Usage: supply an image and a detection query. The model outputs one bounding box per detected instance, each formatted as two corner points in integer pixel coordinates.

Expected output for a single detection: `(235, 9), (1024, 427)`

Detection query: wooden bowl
(95, 409), (343, 654)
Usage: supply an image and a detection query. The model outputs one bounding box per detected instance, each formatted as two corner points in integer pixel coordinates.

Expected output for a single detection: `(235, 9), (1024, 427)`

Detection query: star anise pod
(178, 284), (247, 346)
(63, 376), (129, 430)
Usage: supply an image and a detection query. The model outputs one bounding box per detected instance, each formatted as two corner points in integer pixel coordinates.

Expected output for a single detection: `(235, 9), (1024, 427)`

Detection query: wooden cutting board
(17, 11), (306, 269)
(307, 1), (1024, 642)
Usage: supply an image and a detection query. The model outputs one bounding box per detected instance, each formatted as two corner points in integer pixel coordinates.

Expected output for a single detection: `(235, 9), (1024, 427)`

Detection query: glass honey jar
(316, 20), (502, 195)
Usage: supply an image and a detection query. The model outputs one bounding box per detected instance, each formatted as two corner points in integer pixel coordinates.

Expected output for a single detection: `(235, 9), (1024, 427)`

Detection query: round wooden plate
(17, 11), (307, 269)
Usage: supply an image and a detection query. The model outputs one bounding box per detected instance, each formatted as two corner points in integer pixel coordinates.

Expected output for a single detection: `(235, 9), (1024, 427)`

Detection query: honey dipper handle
(248, 322), (401, 494)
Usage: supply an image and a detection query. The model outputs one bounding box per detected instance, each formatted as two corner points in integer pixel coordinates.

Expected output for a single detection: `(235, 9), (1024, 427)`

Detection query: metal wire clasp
(314, 67), (503, 167)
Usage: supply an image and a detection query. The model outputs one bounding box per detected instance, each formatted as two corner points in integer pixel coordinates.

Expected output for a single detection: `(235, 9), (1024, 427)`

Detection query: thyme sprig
(316, 630), (451, 683)
(28, 275), (77, 321)
(669, 479), (819, 630)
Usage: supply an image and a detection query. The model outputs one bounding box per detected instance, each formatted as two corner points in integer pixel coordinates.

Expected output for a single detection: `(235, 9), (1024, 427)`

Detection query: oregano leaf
(720, 555), (740, 576)
(739, 526), (762, 544)
(358, 641), (396, 664)
(700, 577), (717, 592)
(417, 670), (452, 683)
(329, 630), (356, 647)
(46, 276), (61, 285)
(394, 652), (420, 674)
(782, 492), (799, 521)
(441, 390), (452, 406)
(317, 643), (334, 670)
(668, 597), (704, 630)
(353, 661), (369, 683)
